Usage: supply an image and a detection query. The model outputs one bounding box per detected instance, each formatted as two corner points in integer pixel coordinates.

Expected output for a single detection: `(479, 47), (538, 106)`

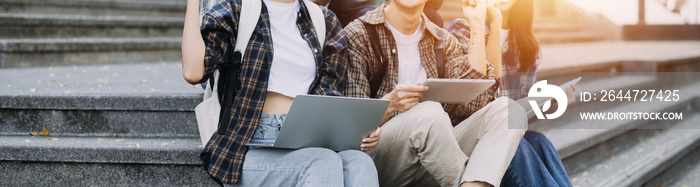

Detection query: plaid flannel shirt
(343, 5), (496, 120)
(446, 19), (539, 101)
(198, 0), (347, 184)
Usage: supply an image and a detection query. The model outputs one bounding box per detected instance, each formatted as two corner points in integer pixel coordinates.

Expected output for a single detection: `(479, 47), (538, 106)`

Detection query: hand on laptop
(361, 127), (382, 151)
(381, 83), (429, 113)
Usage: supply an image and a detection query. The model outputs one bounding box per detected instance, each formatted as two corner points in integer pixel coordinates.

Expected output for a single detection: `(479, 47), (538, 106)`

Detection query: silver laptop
(246, 95), (390, 151)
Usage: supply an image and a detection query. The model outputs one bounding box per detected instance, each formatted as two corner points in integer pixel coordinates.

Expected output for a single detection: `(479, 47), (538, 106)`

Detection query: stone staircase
(1, 0), (699, 186)
(0, 62), (216, 186)
(0, 0), (217, 186)
(0, 0), (184, 68)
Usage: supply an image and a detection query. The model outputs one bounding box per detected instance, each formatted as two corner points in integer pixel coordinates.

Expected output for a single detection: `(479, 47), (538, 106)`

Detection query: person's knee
(524, 131), (546, 142)
(490, 97), (528, 130)
(338, 150), (377, 172)
(409, 101), (452, 127)
(297, 148), (343, 168)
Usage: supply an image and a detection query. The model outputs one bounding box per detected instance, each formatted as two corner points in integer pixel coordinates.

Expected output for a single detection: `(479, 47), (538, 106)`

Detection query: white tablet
(420, 78), (496, 103)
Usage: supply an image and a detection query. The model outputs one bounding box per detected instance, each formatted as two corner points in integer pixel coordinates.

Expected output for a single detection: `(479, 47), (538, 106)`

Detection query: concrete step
(0, 38), (182, 68)
(539, 41), (700, 72)
(0, 13), (184, 39)
(0, 62), (203, 138)
(563, 114), (700, 187)
(536, 31), (606, 44)
(0, 135), (217, 186)
(642, 144), (700, 187)
(0, 0), (186, 17)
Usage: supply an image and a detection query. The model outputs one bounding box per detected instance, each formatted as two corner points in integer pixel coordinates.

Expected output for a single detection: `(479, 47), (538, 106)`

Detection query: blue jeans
(225, 114), (379, 187)
(501, 131), (573, 187)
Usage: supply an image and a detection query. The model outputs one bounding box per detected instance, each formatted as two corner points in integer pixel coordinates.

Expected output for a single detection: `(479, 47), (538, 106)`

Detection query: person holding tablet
(447, 0), (575, 186)
(343, 0), (527, 186)
(181, 0), (380, 186)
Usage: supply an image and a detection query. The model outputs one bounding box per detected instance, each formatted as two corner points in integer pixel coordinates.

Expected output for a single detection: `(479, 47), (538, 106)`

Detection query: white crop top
(265, 0), (316, 98)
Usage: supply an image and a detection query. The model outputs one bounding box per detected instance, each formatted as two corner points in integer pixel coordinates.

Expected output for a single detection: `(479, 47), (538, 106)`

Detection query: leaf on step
(97, 138), (105, 141)
(161, 143), (169, 146)
(29, 132), (39, 136)
(582, 171), (589, 176)
(115, 139), (126, 142)
(24, 139), (30, 142)
(42, 129), (49, 136)
(29, 88), (37, 93)
(48, 137), (59, 141)
(136, 144), (143, 148)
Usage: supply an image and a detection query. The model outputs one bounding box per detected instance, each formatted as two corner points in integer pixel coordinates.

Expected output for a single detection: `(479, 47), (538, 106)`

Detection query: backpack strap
(234, 0), (262, 62)
(302, 0), (325, 50)
(433, 29), (445, 78)
(216, 0), (263, 135)
(362, 22), (388, 99)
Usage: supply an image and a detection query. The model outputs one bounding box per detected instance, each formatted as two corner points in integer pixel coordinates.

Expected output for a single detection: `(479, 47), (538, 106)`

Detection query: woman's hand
(486, 0), (503, 25)
(462, 0), (488, 25)
(361, 127), (381, 151)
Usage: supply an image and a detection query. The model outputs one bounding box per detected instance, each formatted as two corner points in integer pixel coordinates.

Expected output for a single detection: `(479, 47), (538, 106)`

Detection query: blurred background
(0, 0), (699, 186)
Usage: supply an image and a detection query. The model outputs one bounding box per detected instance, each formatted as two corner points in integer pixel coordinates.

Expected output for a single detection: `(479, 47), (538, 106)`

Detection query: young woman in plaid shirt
(448, 0), (576, 186)
(181, 0), (381, 186)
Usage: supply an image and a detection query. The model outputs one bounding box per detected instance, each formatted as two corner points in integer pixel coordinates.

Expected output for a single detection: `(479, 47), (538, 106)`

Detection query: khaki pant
(367, 97), (527, 187)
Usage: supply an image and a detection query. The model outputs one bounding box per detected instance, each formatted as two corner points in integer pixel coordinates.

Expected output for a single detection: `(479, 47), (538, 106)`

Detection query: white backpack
(195, 0), (327, 147)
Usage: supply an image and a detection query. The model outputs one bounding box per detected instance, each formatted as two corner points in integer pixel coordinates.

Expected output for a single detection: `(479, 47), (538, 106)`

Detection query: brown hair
(505, 0), (539, 72)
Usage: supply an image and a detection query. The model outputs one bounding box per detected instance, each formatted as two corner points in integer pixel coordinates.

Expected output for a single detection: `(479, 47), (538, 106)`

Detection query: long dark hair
(505, 0), (539, 72)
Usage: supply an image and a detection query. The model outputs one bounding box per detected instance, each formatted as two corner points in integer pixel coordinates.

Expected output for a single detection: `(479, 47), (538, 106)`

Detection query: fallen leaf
(136, 144), (143, 147)
(161, 143), (168, 146)
(115, 139), (126, 142)
(171, 141), (176, 144)
(198, 145), (203, 148)
(24, 139), (30, 142)
(97, 138), (105, 141)
(29, 132), (39, 136)
(48, 137), (59, 140)
(64, 91), (72, 94)
(42, 129), (49, 136)
(29, 88), (37, 93)
(149, 89), (156, 92)
(6, 84), (11, 87)
(582, 171), (589, 176)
